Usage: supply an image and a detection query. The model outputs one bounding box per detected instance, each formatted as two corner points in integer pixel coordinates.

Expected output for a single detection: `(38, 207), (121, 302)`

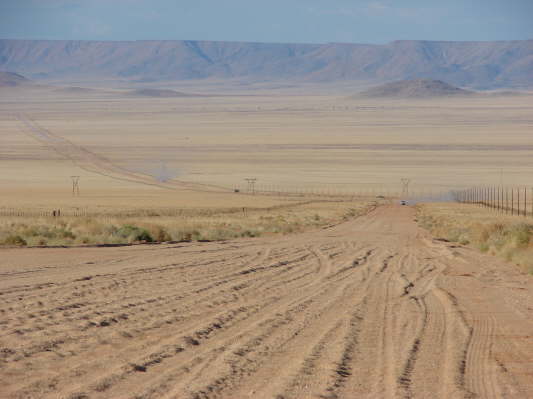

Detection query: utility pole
(71, 176), (80, 196)
(244, 178), (257, 195)
(400, 178), (410, 199)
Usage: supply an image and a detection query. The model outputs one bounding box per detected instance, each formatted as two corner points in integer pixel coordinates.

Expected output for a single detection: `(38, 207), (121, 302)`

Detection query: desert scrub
(417, 203), (533, 274)
(0, 200), (374, 247)
(2, 235), (27, 246)
(115, 225), (154, 243)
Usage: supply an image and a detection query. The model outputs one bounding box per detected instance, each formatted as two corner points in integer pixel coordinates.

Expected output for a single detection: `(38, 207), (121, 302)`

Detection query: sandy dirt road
(1, 205), (532, 398)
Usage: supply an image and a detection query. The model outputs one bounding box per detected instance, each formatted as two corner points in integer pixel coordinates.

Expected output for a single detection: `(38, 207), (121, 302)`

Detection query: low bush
(0, 200), (374, 247)
(3, 235), (27, 246)
(417, 204), (533, 273)
(115, 225), (154, 243)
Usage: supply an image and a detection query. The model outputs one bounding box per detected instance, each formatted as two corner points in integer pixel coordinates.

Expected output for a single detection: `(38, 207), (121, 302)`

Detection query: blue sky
(1, 0), (532, 43)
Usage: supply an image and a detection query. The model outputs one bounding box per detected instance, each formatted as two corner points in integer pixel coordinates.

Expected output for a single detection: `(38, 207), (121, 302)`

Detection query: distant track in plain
(15, 113), (232, 193)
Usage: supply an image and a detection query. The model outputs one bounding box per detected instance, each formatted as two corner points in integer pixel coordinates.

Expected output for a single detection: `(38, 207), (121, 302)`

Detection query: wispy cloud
(306, 2), (420, 18)
(367, 1), (390, 12)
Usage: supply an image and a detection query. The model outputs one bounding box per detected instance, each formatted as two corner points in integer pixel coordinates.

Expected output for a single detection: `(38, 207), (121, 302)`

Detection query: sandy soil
(1, 205), (531, 398)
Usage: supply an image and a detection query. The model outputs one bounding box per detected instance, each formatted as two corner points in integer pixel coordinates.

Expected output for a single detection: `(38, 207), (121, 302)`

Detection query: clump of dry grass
(0, 200), (375, 247)
(417, 203), (533, 274)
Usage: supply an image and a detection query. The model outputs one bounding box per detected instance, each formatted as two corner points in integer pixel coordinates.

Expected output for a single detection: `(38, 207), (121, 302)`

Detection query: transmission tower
(71, 176), (80, 196)
(244, 178), (257, 194)
(400, 178), (410, 199)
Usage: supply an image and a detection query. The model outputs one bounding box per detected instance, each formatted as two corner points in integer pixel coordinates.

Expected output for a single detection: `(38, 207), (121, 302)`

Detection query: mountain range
(0, 39), (532, 89)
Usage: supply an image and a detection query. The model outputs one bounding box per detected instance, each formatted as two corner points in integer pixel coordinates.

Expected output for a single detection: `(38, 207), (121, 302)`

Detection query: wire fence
(0, 199), (354, 220)
(5, 184), (528, 220)
(452, 186), (533, 217)
(235, 183), (451, 200)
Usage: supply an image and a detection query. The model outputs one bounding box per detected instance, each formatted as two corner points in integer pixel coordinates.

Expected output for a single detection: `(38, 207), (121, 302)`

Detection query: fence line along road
(453, 186), (533, 217)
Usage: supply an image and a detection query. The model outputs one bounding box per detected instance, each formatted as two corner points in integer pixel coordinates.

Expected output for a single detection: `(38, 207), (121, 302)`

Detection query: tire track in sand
(1, 205), (532, 398)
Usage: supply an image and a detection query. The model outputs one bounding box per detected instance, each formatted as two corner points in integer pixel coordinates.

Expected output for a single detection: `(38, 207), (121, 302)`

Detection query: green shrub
(241, 229), (259, 238)
(116, 225), (153, 242)
(506, 223), (531, 248)
(20, 225), (76, 240)
(3, 235), (27, 246)
(477, 242), (490, 252)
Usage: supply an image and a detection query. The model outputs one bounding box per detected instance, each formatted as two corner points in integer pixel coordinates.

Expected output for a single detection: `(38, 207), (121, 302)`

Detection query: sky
(1, 0), (532, 44)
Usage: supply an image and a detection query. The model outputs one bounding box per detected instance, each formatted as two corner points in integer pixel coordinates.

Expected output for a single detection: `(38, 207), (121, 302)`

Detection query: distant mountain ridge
(0, 39), (532, 89)
(357, 79), (475, 98)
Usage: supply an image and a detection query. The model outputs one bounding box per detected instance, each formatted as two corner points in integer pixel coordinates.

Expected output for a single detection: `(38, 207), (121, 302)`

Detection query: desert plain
(1, 81), (533, 398)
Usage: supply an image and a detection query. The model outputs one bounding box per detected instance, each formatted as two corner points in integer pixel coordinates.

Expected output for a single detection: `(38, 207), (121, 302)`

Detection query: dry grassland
(1, 85), (532, 246)
(417, 202), (533, 273)
(0, 199), (375, 246)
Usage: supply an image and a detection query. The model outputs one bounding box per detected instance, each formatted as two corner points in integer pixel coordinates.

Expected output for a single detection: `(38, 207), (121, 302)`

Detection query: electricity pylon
(71, 176), (80, 196)
(245, 178), (257, 194)
(401, 178), (410, 199)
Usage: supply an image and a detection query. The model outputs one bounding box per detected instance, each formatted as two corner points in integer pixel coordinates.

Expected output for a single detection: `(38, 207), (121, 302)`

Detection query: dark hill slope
(357, 79), (475, 98)
(0, 71), (31, 87)
(0, 39), (531, 89)
(129, 88), (200, 97)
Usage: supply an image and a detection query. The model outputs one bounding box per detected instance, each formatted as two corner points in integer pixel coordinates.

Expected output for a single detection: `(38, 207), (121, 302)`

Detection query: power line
(71, 176), (80, 196)
(244, 178), (257, 194)
(400, 178), (410, 199)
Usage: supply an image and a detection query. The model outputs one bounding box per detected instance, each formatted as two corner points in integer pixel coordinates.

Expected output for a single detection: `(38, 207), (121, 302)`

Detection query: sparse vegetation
(0, 200), (375, 247)
(3, 234), (27, 246)
(417, 203), (533, 274)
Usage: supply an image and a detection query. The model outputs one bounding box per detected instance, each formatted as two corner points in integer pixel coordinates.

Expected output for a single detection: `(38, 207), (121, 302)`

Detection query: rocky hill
(129, 88), (199, 97)
(0, 71), (31, 87)
(0, 39), (532, 89)
(357, 79), (475, 98)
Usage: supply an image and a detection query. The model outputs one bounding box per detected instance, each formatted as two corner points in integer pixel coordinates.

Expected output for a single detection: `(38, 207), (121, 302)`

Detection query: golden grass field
(417, 202), (533, 274)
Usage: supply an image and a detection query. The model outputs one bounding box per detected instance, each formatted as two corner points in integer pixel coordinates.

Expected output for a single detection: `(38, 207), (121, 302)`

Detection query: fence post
(499, 186), (505, 213)
(518, 187), (520, 217)
(500, 186), (505, 213)
(500, 186), (503, 214)
(506, 187), (509, 214)
(524, 187), (527, 217)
